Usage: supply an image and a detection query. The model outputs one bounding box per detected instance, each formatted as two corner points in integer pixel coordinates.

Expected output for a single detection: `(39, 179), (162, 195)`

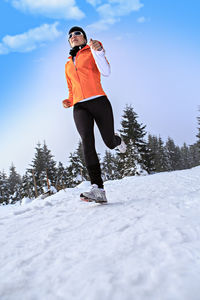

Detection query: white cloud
(87, 17), (118, 32)
(98, 0), (143, 18)
(0, 22), (62, 55)
(7, 0), (85, 19)
(87, 0), (144, 31)
(137, 16), (149, 23)
(86, 0), (102, 6)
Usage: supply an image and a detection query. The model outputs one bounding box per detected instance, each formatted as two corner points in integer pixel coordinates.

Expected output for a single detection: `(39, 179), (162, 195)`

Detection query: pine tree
(28, 142), (46, 195)
(147, 135), (168, 172)
(180, 143), (191, 169)
(189, 143), (200, 167)
(8, 164), (22, 204)
(28, 142), (57, 196)
(55, 162), (69, 190)
(66, 141), (89, 187)
(116, 105), (153, 177)
(102, 150), (119, 180)
(0, 170), (10, 205)
(42, 141), (57, 187)
(196, 107), (200, 161)
(20, 171), (35, 199)
(165, 137), (182, 171)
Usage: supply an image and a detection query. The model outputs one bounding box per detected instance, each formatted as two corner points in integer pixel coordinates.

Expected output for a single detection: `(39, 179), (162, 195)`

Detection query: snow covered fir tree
(196, 107), (200, 156)
(147, 135), (168, 172)
(26, 142), (57, 197)
(0, 105), (200, 205)
(115, 105), (154, 177)
(0, 170), (10, 204)
(102, 150), (119, 181)
(65, 141), (89, 188)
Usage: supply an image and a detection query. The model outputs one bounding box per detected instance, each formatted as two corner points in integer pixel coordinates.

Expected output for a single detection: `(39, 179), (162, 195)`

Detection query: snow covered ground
(1, 167), (200, 300)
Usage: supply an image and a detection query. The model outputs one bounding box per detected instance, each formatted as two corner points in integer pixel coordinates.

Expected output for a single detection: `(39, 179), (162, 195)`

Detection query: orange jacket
(64, 45), (107, 107)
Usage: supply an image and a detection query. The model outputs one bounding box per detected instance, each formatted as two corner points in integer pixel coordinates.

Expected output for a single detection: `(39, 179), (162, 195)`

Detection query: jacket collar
(68, 44), (90, 59)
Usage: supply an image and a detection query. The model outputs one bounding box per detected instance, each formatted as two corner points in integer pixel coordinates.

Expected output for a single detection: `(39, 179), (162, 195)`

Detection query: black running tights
(73, 96), (121, 188)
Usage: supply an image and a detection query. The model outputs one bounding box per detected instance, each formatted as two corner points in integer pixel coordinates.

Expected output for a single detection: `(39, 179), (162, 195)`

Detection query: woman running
(63, 26), (126, 203)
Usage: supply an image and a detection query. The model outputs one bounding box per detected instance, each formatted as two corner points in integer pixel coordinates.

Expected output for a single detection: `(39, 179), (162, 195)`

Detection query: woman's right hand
(62, 99), (72, 108)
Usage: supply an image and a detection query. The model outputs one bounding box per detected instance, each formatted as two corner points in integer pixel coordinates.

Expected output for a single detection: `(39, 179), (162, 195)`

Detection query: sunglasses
(68, 31), (83, 39)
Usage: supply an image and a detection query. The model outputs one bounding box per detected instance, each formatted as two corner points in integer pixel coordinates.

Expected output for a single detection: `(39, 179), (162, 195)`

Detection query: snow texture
(0, 167), (200, 300)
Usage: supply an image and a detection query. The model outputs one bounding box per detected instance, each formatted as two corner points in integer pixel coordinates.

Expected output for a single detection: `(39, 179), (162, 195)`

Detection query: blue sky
(0, 0), (200, 175)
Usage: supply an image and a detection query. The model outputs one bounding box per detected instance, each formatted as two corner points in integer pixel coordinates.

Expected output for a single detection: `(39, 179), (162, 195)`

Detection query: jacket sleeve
(90, 43), (111, 77)
(65, 69), (73, 106)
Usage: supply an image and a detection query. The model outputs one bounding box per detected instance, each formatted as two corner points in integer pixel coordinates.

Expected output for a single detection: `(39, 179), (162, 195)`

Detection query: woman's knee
(103, 135), (120, 150)
(103, 138), (116, 149)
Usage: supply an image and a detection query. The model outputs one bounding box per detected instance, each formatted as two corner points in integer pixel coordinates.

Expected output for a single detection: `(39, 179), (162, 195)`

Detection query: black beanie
(68, 26), (87, 43)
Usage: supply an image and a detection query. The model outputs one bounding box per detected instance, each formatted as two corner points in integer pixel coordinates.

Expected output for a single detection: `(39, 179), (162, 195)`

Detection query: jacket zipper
(73, 49), (85, 99)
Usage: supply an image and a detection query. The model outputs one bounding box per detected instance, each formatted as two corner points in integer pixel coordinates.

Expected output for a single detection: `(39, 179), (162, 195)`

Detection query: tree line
(1, 105), (200, 205)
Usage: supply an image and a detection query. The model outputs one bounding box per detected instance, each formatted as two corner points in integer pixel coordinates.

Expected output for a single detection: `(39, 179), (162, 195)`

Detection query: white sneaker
(80, 184), (108, 203)
(115, 133), (127, 153)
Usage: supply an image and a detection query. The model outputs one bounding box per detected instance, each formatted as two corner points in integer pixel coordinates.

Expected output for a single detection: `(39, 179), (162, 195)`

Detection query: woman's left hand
(89, 39), (103, 51)
(62, 99), (72, 108)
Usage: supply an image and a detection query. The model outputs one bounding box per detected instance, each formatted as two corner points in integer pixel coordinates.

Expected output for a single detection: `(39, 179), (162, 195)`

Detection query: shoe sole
(80, 196), (107, 204)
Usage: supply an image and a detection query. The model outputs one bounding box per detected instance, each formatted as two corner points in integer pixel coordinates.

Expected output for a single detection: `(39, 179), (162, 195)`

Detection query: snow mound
(0, 167), (200, 300)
